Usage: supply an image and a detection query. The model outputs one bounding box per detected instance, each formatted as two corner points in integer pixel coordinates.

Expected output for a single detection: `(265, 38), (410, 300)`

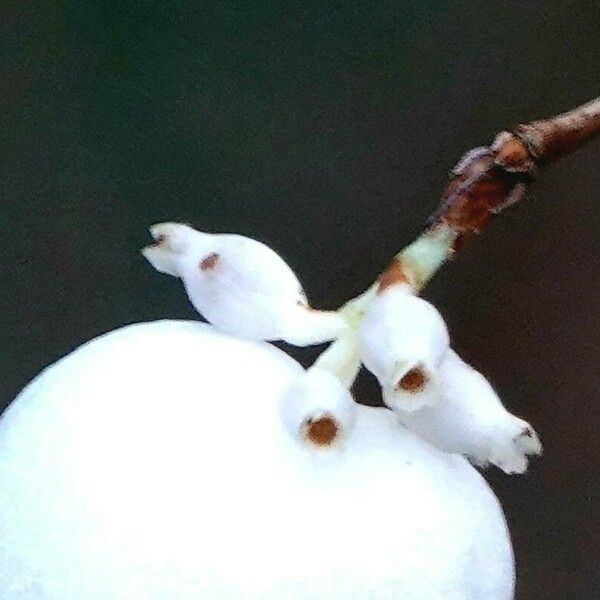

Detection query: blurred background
(1, 1), (599, 597)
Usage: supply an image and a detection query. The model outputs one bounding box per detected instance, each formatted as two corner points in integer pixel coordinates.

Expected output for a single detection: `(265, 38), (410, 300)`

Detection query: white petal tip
(149, 221), (179, 237)
(141, 245), (179, 277)
(496, 458), (529, 476)
(514, 424), (543, 457)
(489, 422), (542, 475)
(148, 222), (196, 251)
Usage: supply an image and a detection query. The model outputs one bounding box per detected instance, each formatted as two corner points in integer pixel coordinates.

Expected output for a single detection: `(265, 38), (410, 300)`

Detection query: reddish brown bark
(378, 258), (411, 292)
(377, 97), (600, 293)
(428, 96), (600, 247)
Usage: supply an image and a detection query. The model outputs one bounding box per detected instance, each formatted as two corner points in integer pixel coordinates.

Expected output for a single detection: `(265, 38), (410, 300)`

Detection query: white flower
(359, 286), (450, 411)
(142, 223), (346, 345)
(279, 367), (357, 450)
(393, 348), (542, 474)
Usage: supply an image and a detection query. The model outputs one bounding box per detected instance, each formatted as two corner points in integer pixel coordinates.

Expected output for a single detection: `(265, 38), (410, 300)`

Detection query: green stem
(315, 226), (456, 388)
(396, 225), (457, 291)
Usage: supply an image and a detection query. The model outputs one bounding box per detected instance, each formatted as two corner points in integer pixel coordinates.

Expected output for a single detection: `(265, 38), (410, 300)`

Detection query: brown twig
(377, 96), (600, 292)
(325, 97), (600, 389)
(429, 96), (600, 246)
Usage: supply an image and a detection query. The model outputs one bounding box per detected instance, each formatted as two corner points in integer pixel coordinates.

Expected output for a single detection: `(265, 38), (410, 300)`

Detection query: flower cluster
(143, 223), (541, 472)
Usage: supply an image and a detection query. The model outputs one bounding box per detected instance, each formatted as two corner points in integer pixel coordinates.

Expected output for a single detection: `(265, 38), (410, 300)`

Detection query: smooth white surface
(0, 321), (514, 599)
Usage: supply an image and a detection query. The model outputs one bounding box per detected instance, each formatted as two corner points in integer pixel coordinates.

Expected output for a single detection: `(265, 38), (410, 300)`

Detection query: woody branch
(379, 95), (600, 293)
(319, 95), (600, 381)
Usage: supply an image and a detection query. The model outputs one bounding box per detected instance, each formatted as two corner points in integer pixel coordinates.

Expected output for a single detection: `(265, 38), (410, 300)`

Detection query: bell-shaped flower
(393, 348), (542, 474)
(142, 223), (346, 345)
(279, 367), (357, 450)
(359, 286), (450, 411)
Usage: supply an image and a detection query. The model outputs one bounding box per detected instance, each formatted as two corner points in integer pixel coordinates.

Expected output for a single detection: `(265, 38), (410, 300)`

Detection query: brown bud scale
(378, 258), (411, 294)
(426, 96), (600, 249)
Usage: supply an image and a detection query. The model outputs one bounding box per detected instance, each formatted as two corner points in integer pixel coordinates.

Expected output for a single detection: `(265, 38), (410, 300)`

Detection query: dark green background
(2, 2), (599, 598)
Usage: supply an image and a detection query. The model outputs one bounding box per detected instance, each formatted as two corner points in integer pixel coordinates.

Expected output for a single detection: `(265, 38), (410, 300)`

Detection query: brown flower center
(396, 367), (427, 393)
(199, 252), (220, 271)
(303, 414), (339, 447)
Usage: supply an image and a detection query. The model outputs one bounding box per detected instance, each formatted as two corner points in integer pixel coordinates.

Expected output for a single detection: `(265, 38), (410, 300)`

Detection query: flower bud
(279, 368), (357, 450)
(359, 286), (449, 412)
(393, 349), (542, 474)
(142, 223), (346, 345)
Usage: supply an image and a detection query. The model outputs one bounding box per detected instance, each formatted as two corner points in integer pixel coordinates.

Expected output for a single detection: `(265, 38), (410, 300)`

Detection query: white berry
(0, 321), (514, 599)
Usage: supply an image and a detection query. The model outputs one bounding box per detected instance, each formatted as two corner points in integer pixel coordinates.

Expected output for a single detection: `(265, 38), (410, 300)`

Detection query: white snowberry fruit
(0, 321), (515, 599)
